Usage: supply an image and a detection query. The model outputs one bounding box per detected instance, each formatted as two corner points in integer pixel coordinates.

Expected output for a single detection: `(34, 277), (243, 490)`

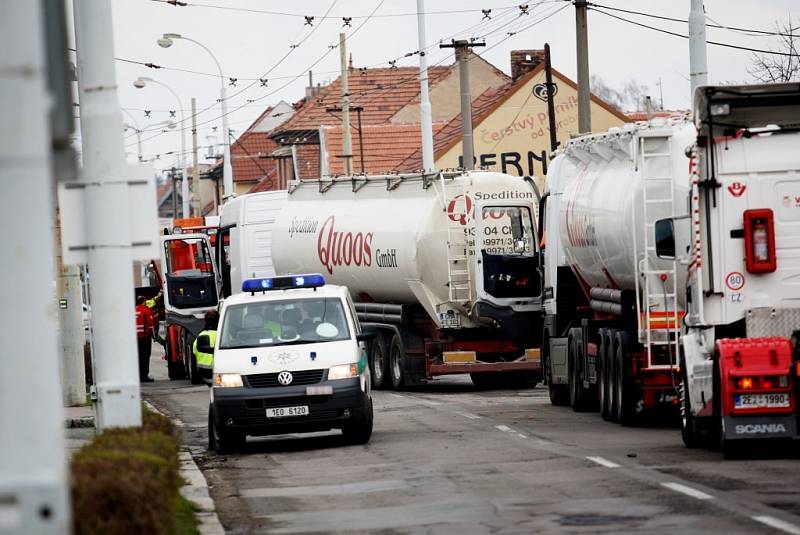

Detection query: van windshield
(219, 297), (351, 349)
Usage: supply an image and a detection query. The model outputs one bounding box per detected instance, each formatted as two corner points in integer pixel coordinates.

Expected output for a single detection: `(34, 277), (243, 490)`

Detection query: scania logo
(277, 371), (293, 386)
(735, 423), (787, 435)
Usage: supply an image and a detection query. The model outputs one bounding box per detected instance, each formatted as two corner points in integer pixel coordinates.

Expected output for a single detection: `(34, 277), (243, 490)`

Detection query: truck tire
(166, 338), (186, 380)
(568, 329), (591, 412)
(389, 333), (407, 391)
(186, 331), (202, 385)
(614, 332), (637, 426)
(598, 329), (612, 421)
(680, 356), (701, 448)
(369, 333), (390, 390)
(208, 405), (244, 455)
(342, 397), (373, 445)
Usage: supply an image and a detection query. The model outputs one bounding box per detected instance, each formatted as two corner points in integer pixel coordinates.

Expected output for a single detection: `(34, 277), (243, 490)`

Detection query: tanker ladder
(634, 131), (681, 372)
(443, 173), (472, 304)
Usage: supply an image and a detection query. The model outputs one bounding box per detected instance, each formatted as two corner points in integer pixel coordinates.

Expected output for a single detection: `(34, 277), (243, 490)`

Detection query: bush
(71, 407), (197, 535)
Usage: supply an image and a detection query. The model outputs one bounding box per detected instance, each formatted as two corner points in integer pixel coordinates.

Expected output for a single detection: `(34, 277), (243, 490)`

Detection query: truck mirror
(655, 218), (676, 259)
(197, 334), (214, 354)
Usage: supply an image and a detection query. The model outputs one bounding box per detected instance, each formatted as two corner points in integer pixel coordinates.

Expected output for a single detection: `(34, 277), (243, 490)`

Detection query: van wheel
(342, 397), (373, 445)
(389, 334), (407, 391)
(208, 406), (244, 454)
(369, 334), (390, 390)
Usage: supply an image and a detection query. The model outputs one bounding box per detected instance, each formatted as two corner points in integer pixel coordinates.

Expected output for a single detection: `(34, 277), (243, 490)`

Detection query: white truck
(271, 171), (544, 389)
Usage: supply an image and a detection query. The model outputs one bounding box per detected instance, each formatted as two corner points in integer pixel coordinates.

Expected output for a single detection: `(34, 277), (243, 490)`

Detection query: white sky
(93, 0), (798, 172)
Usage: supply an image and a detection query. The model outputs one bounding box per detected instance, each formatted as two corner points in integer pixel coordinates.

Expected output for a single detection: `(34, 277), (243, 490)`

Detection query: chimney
(305, 70), (322, 99)
(510, 50), (545, 82)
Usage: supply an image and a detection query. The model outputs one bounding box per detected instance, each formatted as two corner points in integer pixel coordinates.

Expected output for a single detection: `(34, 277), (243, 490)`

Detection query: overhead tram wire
(590, 7), (800, 58)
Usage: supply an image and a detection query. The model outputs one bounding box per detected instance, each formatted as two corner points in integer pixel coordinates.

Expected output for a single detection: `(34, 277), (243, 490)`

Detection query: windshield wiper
(273, 338), (319, 346)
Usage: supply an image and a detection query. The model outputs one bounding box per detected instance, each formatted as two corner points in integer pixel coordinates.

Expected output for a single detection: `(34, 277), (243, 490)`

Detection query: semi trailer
(270, 171), (544, 389)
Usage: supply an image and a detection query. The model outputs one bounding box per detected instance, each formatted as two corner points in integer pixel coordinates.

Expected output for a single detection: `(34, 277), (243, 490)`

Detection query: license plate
(734, 393), (790, 409)
(266, 405), (309, 418)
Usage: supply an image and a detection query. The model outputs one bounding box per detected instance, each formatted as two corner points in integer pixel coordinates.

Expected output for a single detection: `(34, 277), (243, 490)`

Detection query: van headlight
(214, 373), (243, 387)
(328, 363), (358, 380)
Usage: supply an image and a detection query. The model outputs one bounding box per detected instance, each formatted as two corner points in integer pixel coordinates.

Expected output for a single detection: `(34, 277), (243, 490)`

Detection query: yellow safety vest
(193, 330), (217, 370)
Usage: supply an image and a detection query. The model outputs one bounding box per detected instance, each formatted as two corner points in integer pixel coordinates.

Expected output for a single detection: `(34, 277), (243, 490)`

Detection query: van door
(160, 233), (221, 314)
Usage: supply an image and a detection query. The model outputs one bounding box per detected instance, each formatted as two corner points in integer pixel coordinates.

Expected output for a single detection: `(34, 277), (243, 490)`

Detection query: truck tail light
(743, 209), (776, 273)
(733, 375), (790, 391)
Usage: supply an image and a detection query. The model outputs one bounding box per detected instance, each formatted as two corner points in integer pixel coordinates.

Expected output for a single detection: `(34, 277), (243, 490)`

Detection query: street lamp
(122, 108), (143, 162)
(134, 76), (189, 217)
(158, 32), (233, 199)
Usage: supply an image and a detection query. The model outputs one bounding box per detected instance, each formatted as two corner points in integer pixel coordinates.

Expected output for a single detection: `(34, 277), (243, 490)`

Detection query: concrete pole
(457, 47), (475, 171)
(73, 0), (142, 430)
(192, 97), (200, 216)
(339, 33), (353, 176)
(416, 0), (435, 173)
(56, 210), (87, 407)
(575, 0), (591, 134)
(221, 84), (234, 197)
(0, 1), (69, 531)
(689, 0), (709, 100)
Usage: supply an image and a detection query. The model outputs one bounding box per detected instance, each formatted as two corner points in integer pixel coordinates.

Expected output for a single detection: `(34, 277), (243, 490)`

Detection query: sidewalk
(64, 404), (95, 458)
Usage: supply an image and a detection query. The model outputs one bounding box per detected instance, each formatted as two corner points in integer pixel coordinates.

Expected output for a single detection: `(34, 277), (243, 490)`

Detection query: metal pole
(458, 46), (475, 170)
(171, 168), (178, 218)
(544, 44), (559, 154)
(192, 97), (200, 216)
(416, 0), (435, 172)
(74, 0), (142, 430)
(689, 0), (708, 100)
(357, 107), (365, 173)
(0, 2), (70, 531)
(339, 33), (353, 176)
(575, 0), (591, 134)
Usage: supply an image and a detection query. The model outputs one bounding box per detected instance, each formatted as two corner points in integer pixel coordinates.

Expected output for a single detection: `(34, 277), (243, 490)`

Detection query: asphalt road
(143, 347), (800, 534)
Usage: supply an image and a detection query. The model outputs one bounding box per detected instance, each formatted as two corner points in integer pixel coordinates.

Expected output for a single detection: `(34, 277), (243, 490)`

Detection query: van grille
(245, 369), (324, 388)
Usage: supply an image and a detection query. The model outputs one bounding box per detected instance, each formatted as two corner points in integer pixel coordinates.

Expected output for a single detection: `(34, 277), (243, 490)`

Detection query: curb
(65, 416), (95, 429)
(144, 401), (225, 535)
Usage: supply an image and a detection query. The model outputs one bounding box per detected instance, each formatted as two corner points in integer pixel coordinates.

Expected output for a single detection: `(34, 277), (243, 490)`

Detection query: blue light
(241, 273), (325, 293)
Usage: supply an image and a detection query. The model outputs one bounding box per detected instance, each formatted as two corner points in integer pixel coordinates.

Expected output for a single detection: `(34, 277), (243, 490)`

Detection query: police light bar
(242, 274), (325, 293)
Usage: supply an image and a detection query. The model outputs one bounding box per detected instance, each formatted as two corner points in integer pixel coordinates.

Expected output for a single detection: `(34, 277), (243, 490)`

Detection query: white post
(192, 97), (200, 216)
(689, 0), (709, 100)
(417, 0), (435, 173)
(221, 84), (234, 197)
(73, 0), (142, 429)
(56, 225), (87, 407)
(0, 1), (70, 532)
(339, 33), (353, 176)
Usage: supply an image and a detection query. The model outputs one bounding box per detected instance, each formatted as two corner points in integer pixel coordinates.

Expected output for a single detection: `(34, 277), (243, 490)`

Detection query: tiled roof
(229, 129), (280, 183)
(626, 110), (689, 122)
(396, 84), (511, 170)
(248, 168), (280, 193)
(322, 123), (447, 175)
(273, 66), (452, 136)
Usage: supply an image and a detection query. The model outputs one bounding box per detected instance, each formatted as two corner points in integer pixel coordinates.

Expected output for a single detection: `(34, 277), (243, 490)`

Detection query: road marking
(495, 425), (513, 433)
(752, 516), (800, 535)
(660, 482), (713, 500)
(241, 479), (410, 498)
(586, 456), (620, 468)
(516, 433), (527, 439)
(455, 411), (481, 420)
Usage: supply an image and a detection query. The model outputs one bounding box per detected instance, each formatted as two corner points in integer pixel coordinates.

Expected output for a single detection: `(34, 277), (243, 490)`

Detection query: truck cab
(205, 274), (373, 453)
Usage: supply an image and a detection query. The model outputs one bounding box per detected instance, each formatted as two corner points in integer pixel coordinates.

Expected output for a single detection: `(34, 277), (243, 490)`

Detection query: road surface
(143, 348), (800, 534)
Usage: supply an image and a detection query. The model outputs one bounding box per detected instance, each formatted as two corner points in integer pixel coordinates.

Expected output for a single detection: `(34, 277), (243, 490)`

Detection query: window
(479, 206), (536, 257)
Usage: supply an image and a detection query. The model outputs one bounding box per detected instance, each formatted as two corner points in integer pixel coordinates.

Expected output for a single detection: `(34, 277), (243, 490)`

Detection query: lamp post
(158, 33), (233, 199)
(134, 76), (189, 217)
(122, 108), (143, 162)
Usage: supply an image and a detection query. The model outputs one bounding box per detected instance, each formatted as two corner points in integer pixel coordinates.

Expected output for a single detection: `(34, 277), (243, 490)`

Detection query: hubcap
(392, 347), (401, 381)
(373, 346), (384, 382)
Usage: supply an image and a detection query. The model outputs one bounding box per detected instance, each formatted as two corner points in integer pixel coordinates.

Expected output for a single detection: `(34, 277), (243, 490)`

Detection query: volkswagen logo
(277, 371), (293, 386)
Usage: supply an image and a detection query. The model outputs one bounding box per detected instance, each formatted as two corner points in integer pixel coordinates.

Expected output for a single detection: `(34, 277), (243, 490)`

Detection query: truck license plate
(266, 406), (309, 418)
(734, 393), (790, 409)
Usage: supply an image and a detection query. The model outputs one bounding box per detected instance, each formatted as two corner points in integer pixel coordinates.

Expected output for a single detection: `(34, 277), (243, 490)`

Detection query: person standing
(193, 310), (219, 382)
(135, 295), (155, 382)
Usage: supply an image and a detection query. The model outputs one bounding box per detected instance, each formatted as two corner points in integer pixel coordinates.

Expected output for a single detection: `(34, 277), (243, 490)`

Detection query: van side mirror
(655, 218), (676, 259)
(197, 334), (214, 354)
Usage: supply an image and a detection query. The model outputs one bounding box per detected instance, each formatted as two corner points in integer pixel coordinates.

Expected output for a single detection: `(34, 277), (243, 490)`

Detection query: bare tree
(590, 75), (625, 111)
(749, 15), (800, 83)
(591, 75), (651, 112)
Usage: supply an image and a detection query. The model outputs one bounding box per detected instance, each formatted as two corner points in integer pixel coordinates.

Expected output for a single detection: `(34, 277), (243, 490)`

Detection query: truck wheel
(598, 329), (611, 421)
(186, 331), (202, 385)
(614, 332), (637, 426)
(208, 405), (244, 455)
(342, 397), (373, 445)
(680, 359), (701, 448)
(569, 330), (591, 412)
(369, 333), (390, 390)
(389, 334), (407, 391)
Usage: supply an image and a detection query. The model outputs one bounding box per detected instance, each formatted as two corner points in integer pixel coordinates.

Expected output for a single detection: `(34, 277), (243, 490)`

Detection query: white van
(203, 274), (374, 453)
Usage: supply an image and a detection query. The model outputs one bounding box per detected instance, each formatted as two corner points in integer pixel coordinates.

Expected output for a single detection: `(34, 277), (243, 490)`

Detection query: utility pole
(575, 0), (591, 134)
(416, 0), (435, 173)
(544, 43), (559, 154)
(1, 2), (70, 531)
(73, 0), (144, 430)
(339, 33), (353, 175)
(170, 167), (179, 218)
(440, 39), (485, 171)
(689, 0), (709, 100)
(191, 97), (200, 216)
(326, 105), (365, 172)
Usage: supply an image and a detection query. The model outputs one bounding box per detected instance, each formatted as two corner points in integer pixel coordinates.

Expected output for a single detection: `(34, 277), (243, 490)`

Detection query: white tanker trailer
(541, 118), (696, 423)
(271, 171), (544, 389)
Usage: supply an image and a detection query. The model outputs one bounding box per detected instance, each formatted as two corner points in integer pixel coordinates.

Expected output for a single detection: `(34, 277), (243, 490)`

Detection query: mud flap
(723, 414), (797, 441)
(550, 338), (569, 385)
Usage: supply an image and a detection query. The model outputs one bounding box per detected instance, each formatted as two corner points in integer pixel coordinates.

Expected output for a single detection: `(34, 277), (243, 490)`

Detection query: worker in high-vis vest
(193, 310), (219, 381)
